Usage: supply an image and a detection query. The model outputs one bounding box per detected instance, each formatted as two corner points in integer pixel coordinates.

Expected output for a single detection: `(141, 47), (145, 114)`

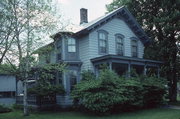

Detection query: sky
(56, 0), (113, 25)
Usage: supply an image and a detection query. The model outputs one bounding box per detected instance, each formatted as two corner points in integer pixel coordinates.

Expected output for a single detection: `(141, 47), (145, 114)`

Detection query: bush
(28, 84), (65, 96)
(12, 104), (23, 110)
(71, 69), (167, 114)
(81, 70), (96, 81)
(0, 104), (12, 113)
(142, 77), (167, 108)
(72, 69), (120, 114)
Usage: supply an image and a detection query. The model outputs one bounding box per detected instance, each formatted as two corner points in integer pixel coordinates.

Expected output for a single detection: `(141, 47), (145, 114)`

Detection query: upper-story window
(45, 52), (50, 63)
(98, 30), (108, 54)
(68, 38), (76, 52)
(56, 40), (61, 61)
(131, 37), (138, 57)
(115, 34), (124, 56)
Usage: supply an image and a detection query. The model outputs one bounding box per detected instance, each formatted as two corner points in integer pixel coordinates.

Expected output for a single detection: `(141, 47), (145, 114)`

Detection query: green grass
(0, 108), (180, 119)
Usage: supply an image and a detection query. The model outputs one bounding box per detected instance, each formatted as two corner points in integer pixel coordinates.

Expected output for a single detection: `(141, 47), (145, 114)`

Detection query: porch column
(109, 61), (112, 71)
(94, 65), (99, 77)
(128, 61), (131, 77)
(157, 66), (160, 78)
(143, 64), (147, 76)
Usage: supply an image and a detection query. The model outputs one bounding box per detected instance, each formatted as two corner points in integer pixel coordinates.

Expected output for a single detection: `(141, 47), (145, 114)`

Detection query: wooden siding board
(0, 76), (16, 92)
(88, 18), (144, 69)
(79, 35), (91, 71)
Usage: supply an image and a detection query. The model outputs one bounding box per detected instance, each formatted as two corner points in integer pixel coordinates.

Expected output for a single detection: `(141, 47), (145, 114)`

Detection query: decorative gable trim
(75, 6), (150, 46)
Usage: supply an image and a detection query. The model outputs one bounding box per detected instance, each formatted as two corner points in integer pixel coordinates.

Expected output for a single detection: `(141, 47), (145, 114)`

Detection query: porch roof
(91, 55), (163, 67)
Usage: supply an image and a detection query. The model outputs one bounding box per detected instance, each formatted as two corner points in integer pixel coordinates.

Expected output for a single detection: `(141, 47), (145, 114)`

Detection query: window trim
(115, 34), (125, 56)
(68, 38), (76, 53)
(130, 37), (138, 57)
(98, 30), (109, 54)
(56, 40), (62, 61)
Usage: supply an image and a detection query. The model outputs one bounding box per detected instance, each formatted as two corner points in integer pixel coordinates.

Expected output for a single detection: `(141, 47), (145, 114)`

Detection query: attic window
(98, 30), (108, 54)
(68, 38), (76, 52)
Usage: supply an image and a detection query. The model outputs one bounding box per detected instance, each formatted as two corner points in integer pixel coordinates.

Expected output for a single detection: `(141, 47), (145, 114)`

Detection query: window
(98, 30), (108, 54)
(68, 38), (76, 52)
(69, 70), (77, 91)
(45, 53), (50, 63)
(131, 38), (138, 57)
(56, 40), (61, 49)
(56, 40), (61, 61)
(0, 91), (15, 98)
(115, 34), (124, 56)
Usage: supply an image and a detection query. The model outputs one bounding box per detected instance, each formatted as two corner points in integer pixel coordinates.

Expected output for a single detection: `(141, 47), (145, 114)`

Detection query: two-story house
(37, 6), (162, 107)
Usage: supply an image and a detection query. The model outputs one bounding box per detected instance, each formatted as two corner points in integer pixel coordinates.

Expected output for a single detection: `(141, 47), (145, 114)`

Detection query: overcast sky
(56, 0), (113, 25)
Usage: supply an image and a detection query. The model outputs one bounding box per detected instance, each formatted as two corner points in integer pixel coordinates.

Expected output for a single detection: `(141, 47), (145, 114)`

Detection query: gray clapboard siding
(87, 18), (144, 70)
(79, 35), (90, 71)
(0, 98), (16, 106)
(0, 75), (16, 92)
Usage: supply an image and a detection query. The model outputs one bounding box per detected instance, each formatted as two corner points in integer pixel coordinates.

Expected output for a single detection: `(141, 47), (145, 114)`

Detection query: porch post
(94, 65), (99, 77)
(128, 61), (131, 77)
(157, 66), (160, 78)
(109, 61), (112, 71)
(143, 64), (147, 76)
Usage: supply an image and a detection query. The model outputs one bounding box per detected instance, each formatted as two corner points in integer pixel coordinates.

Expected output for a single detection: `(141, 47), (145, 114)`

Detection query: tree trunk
(168, 38), (177, 102)
(23, 80), (29, 116)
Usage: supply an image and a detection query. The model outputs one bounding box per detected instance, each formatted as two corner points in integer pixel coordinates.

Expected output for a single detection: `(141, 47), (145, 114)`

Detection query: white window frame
(68, 38), (76, 52)
(115, 34), (124, 56)
(98, 30), (108, 54)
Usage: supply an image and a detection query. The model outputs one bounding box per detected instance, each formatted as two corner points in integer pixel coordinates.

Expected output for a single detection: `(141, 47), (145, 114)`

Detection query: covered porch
(91, 55), (163, 77)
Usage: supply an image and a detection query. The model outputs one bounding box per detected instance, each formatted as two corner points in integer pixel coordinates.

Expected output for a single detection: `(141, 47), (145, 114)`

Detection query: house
(0, 74), (16, 105)
(36, 6), (162, 107)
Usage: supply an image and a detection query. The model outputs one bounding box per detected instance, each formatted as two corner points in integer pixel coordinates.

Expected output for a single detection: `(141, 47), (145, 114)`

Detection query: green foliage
(12, 104), (23, 110)
(81, 70), (96, 81)
(0, 64), (17, 75)
(142, 77), (167, 108)
(0, 104), (12, 113)
(28, 63), (66, 96)
(71, 69), (167, 114)
(106, 0), (180, 102)
(28, 83), (64, 96)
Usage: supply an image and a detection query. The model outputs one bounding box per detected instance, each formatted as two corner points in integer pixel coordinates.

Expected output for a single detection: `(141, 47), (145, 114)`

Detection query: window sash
(116, 43), (123, 55)
(132, 46), (137, 57)
(68, 38), (76, 52)
(98, 31), (107, 54)
(116, 36), (124, 56)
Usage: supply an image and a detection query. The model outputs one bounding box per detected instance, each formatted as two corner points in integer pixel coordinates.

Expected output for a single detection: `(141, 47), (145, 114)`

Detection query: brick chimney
(80, 8), (88, 24)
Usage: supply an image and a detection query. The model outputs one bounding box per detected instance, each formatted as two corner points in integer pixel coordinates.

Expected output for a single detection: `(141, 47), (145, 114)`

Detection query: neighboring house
(0, 74), (16, 105)
(36, 6), (162, 107)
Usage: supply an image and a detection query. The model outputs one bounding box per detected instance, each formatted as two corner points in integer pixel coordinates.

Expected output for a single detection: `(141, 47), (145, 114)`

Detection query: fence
(16, 95), (56, 109)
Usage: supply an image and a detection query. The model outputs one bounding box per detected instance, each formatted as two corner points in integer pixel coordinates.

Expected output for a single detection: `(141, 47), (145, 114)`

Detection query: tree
(0, 0), (15, 64)
(0, 0), (66, 116)
(106, 0), (180, 102)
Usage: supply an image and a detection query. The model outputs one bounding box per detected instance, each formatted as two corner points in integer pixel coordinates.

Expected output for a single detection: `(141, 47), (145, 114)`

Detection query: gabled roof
(52, 6), (150, 45)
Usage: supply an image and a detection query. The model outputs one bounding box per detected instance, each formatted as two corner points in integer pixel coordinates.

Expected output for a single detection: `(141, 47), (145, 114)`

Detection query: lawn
(0, 108), (180, 119)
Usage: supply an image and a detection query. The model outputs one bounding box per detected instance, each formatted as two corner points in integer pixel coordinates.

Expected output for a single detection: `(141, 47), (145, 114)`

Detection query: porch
(91, 55), (163, 77)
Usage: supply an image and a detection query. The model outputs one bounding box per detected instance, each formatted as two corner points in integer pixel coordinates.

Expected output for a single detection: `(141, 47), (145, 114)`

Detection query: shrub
(81, 70), (96, 81)
(71, 69), (167, 114)
(28, 84), (65, 96)
(72, 69), (121, 114)
(116, 77), (144, 111)
(12, 104), (23, 110)
(0, 104), (12, 113)
(142, 77), (167, 108)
